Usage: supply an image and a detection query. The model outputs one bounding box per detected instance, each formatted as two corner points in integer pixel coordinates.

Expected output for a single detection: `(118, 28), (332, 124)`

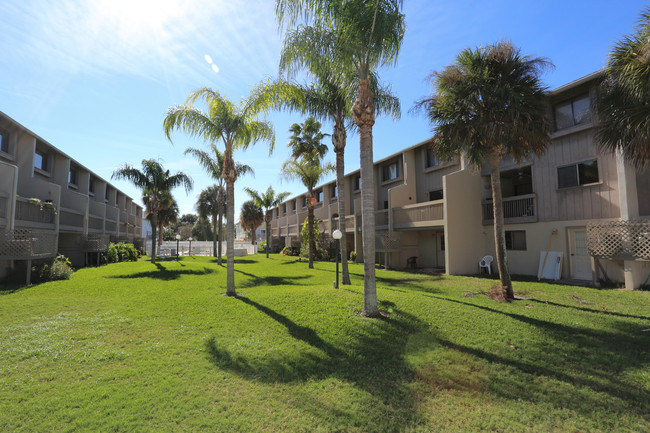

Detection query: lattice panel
(376, 232), (401, 252)
(82, 234), (110, 252)
(0, 229), (58, 260)
(587, 219), (650, 260)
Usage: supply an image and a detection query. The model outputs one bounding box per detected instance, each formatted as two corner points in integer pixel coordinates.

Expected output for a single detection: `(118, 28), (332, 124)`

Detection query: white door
(569, 229), (592, 280)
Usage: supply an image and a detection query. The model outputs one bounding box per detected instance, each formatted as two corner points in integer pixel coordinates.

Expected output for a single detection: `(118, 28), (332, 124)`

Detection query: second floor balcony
(14, 197), (56, 228)
(482, 193), (537, 225)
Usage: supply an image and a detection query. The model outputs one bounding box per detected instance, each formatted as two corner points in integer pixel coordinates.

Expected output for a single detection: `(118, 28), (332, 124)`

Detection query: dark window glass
(0, 129), (9, 153)
(34, 149), (48, 171)
(89, 179), (95, 194)
(331, 185), (337, 198)
(554, 94), (592, 130)
(354, 176), (360, 191)
(383, 200), (389, 209)
(68, 167), (78, 185)
(429, 190), (444, 201)
(282, 204), (287, 214)
(558, 160), (599, 189)
(382, 162), (399, 181)
(316, 191), (323, 203)
(426, 148), (439, 168)
(505, 231), (527, 250)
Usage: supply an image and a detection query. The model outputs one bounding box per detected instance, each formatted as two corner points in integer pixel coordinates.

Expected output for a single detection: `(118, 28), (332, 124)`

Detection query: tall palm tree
(244, 186), (290, 258)
(145, 193), (178, 247)
(281, 157), (334, 268)
(184, 145), (253, 263)
(240, 201), (264, 245)
(163, 89), (274, 296)
(276, 0), (405, 316)
(250, 70), (399, 286)
(112, 159), (192, 263)
(196, 185), (224, 260)
(596, 7), (650, 169)
(414, 41), (552, 300)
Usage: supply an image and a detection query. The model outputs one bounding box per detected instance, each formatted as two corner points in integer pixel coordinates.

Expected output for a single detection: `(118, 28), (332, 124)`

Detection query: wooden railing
(14, 197), (56, 225)
(393, 200), (444, 229)
(482, 193), (536, 224)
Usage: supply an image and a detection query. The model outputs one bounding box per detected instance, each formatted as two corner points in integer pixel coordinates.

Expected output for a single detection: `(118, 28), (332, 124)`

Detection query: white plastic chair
(479, 255), (493, 274)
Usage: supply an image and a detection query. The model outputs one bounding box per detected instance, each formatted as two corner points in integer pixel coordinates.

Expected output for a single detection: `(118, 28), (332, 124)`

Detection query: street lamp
(188, 237), (192, 256)
(332, 229), (342, 289)
(175, 234), (180, 260)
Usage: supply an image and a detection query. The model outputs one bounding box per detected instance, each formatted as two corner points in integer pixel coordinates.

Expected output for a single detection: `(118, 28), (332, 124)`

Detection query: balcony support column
(616, 149), (643, 289)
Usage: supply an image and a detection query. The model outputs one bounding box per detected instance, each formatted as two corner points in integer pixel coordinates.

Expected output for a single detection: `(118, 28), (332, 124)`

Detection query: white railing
(145, 241), (258, 257)
(482, 193), (536, 224)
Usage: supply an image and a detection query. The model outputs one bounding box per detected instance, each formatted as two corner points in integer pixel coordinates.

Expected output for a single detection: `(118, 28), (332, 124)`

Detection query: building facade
(0, 111), (144, 280)
(270, 72), (650, 288)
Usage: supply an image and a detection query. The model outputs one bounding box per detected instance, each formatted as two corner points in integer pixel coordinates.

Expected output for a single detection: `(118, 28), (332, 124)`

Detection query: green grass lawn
(1, 255), (648, 432)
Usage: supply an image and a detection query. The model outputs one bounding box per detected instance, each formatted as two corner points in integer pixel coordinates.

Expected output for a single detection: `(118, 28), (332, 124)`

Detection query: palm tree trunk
(217, 213), (223, 265)
(335, 146), (351, 285)
(265, 212), (271, 259)
(150, 213), (158, 264)
(488, 154), (513, 299)
(212, 212), (218, 259)
(354, 78), (379, 317)
(225, 180), (236, 295)
(251, 228), (256, 245)
(308, 201), (315, 269)
(158, 223), (163, 247)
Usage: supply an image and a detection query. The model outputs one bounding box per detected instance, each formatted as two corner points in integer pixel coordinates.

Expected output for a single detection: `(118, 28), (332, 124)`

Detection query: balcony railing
(482, 193), (536, 224)
(375, 209), (389, 227)
(88, 216), (104, 231)
(587, 219), (650, 260)
(393, 200), (444, 229)
(14, 197), (56, 225)
(60, 207), (84, 229)
(0, 229), (58, 260)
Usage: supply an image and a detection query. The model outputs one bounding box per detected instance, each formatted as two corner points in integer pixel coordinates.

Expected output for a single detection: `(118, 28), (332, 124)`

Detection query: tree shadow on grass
(420, 293), (650, 420)
(108, 266), (216, 281)
(233, 268), (307, 288)
(527, 297), (650, 321)
(204, 297), (428, 432)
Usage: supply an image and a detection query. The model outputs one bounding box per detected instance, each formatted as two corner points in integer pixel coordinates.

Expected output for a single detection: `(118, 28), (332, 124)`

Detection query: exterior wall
(414, 146), (460, 203)
(635, 170), (650, 216)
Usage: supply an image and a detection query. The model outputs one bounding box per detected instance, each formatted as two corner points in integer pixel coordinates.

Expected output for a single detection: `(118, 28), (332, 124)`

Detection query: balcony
(14, 197), (56, 228)
(59, 208), (84, 232)
(82, 234), (110, 252)
(0, 229), (58, 260)
(375, 209), (389, 229)
(393, 200), (444, 230)
(482, 193), (537, 225)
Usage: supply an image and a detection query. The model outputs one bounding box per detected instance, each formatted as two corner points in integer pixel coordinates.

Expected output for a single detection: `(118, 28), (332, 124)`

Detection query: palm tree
(250, 68), (399, 286)
(184, 145), (253, 263)
(244, 186), (290, 258)
(413, 41), (552, 300)
(240, 201), (264, 245)
(596, 7), (650, 169)
(276, 0), (405, 316)
(196, 185), (224, 260)
(287, 117), (329, 160)
(145, 193), (178, 247)
(163, 89), (274, 296)
(281, 157), (334, 268)
(112, 159), (192, 263)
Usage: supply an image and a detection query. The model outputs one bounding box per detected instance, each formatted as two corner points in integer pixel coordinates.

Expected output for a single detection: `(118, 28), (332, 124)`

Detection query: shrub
(37, 254), (74, 282)
(300, 218), (324, 260)
(350, 250), (357, 261)
(107, 243), (138, 263)
(258, 241), (268, 253)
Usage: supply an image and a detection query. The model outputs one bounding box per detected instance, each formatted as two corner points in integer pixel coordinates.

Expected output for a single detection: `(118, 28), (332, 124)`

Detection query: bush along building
(0, 111), (144, 282)
(270, 72), (650, 289)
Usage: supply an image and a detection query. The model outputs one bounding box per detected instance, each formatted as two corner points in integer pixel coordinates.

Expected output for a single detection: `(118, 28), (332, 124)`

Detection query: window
(89, 178), (95, 194)
(554, 94), (592, 130)
(557, 159), (599, 189)
(34, 149), (48, 171)
(0, 129), (9, 154)
(316, 190), (323, 203)
(331, 185), (337, 198)
(428, 189), (443, 201)
(68, 166), (78, 186)
(105, 188), (109, 201)
(382, 161), (399, 182)
(354, 175), (360, 191)
(505, 230), (527, 250)
(302, 196), (308, 208)
(282, 204), (287, 214)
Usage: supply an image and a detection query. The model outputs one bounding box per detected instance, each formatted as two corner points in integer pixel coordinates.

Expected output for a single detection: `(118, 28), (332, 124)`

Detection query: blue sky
(1, 0), (647, 216)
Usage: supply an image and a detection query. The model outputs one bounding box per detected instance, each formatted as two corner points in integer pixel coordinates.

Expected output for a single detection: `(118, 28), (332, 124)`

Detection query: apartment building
(271, 72), (650, 289)
(0, 111), (144, 280)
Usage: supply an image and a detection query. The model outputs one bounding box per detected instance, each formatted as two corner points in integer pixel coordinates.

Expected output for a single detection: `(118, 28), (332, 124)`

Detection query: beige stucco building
(270, 72), (650, 289)
(0, 111), (144, 281)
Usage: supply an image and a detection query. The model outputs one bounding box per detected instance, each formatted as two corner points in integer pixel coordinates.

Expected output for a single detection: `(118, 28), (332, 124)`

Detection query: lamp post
(188, 237), (192, 256)
(332, 229), (342, 289)
(175, 234), (180, 260)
